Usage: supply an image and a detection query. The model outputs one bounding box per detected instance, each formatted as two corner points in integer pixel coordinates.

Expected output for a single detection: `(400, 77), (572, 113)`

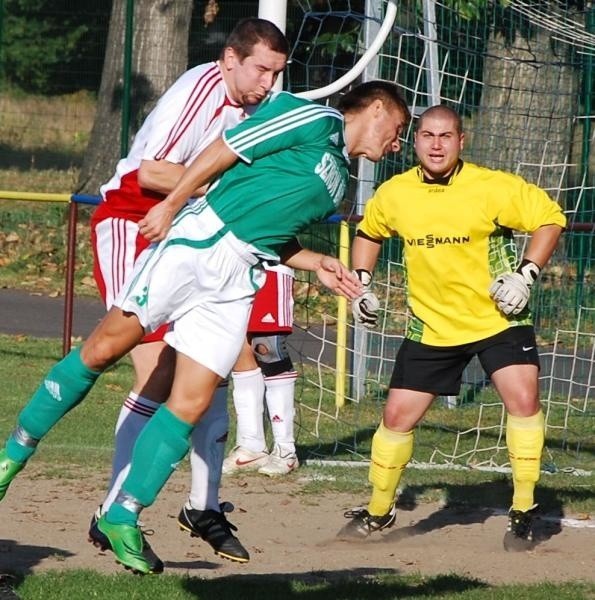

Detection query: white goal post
(259, 0), (398, 98)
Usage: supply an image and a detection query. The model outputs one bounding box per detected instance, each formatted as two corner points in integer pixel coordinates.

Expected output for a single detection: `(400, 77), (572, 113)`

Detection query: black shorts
(389, 326), (540, 396)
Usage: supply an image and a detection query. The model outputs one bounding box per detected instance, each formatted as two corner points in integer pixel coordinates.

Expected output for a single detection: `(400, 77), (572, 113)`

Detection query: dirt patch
(0, 469), (593, 585)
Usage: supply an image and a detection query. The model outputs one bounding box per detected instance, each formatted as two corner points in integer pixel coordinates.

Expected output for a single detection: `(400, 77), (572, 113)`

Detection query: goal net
(284, 0), (594, 474)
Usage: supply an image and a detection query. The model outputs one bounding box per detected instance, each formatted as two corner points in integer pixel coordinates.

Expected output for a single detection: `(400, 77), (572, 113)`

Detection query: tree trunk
(77, 0), (193, 195)
(466, 13), (580, 194)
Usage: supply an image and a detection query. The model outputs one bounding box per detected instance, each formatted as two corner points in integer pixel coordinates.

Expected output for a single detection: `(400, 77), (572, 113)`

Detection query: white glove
(489, 259), (541, 316)
(351, 269), (380, 328)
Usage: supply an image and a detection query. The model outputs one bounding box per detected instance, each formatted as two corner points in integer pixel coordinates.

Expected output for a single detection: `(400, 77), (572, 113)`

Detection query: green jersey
(206, 91), (349, 259)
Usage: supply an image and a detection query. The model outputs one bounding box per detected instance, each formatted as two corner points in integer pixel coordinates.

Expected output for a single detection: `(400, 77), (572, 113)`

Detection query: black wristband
(353, 269), (373, 287)
(516, 259), (541, 285)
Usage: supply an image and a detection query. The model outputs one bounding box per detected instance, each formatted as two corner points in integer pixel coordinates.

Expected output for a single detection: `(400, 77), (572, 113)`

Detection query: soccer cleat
(93, 513), (164, 574)
(0, 449), (25, 501)
(257, 444), (299, 476)
(178, 502), (250, 563)
(87, 506), (108, 547)
(503, 505), (537, 552)
(222, 446), (269, 475)
(337, 505), (397, 540)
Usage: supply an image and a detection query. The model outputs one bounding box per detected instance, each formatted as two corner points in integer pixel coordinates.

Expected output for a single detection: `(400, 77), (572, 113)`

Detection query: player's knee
(80, 338), (120, 370)
(251, 334), (293, 377)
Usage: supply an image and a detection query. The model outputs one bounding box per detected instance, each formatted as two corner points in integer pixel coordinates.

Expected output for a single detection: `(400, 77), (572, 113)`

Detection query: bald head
(414, 105), (464, 181)
(417, 105), (463, 135)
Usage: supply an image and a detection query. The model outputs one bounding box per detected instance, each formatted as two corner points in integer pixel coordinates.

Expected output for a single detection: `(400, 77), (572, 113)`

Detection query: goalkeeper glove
(351, 269), (380, 328)
(489, 259), (541, 316)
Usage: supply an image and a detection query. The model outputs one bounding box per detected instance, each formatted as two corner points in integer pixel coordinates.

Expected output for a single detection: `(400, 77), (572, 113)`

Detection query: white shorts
(114, 201), (265, 377)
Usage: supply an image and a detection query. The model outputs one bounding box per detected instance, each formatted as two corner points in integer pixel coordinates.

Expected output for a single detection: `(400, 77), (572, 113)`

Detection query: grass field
(10, 571), (595, 600)
(1, 335), (594, 599)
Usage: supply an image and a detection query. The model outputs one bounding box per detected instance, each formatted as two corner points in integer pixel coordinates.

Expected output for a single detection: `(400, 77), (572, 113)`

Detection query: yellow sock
(506, 410), (544, 512)
(367, 421), (413, 516)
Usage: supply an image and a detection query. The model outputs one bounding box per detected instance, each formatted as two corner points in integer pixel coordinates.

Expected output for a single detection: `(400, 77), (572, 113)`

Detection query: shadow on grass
(0, 539), (74, 597)
(180, 569), (487, 599)
(8, 567), (489, 600)
(0, 574), (21, 600)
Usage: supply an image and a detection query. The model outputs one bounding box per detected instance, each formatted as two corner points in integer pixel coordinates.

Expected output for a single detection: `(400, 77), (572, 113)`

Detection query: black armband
(355, 230), (383, 244)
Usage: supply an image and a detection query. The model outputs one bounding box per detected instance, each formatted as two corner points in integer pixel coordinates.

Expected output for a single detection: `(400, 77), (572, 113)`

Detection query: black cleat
(88, 507), (164, 573)
(337, 505), (397, 540)
(503, 505), (538, 552)
(178, 502), (250, 563)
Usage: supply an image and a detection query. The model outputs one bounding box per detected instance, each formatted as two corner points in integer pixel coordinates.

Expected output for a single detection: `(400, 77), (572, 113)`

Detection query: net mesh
(285, 0), (594, 474)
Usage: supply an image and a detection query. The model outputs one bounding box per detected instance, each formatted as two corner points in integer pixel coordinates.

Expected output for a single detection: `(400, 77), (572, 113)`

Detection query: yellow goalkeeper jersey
(358, 161), (566, 346)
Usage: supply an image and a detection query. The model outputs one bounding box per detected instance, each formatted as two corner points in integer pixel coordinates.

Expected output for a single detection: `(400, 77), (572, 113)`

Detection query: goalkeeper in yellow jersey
(341, 105), (566, 551)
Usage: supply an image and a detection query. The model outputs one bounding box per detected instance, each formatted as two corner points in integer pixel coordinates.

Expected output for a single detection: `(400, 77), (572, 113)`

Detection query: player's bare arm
(351, 233), (383, 274)
(284, 247), (362, 299)
(138, 138), (239, 242)
(138, 160), (210, 198)
(138, 159), (187, 195)
(523, 223), (564, 268)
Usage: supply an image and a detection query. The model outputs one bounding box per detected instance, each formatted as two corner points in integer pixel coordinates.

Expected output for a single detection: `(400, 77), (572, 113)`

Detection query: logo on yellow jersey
(406, 234), (470, 248)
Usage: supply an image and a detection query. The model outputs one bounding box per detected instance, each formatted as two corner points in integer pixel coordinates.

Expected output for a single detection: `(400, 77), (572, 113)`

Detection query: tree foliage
(2, 0), (110, 94)
(440, 0), (510, 21)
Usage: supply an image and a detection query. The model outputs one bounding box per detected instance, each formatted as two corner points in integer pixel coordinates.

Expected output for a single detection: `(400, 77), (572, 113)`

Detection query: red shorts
(248, 265), (294, 335)
(90, 204), (168, 343)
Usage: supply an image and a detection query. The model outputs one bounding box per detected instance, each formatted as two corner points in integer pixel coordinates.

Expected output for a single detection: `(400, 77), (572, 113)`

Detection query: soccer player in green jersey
(341, 105), (566, 551)
(0, 81), (410, 574)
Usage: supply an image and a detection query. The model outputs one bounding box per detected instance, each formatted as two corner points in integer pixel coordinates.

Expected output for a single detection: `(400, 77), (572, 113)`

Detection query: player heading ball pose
(88, 17), (289, 568)
(341, 105), (566, 551)
(0, 80), (411, 574)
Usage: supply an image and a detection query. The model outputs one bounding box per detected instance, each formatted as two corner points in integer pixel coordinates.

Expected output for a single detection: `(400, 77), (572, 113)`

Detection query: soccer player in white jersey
(0, 81), (411, 574)
(87, 18), (288, 568)
(222, 263), (300, 477)
(341, 105), (566, 551)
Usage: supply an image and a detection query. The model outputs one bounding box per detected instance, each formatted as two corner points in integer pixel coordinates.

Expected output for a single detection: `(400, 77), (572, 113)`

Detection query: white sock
(101, 392), (160, 513)
(231, 368), (266, 452)
(187, 383), (229, 512)
(265, 371), (297, 456)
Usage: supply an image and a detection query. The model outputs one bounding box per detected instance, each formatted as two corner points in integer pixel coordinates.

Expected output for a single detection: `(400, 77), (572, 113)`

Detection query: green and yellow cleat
(96, 515), (163, 575)
(0, 449), (25, 501)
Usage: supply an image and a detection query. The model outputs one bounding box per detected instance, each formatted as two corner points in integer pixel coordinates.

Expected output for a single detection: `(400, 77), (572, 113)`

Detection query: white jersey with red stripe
(97, 61), (245, 221)
(91, 61), (246, 315)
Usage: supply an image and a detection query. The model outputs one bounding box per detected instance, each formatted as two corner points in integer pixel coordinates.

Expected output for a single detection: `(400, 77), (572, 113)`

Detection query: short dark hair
(417, 105), (463, 134)
(337, 81), (411, 124)
(222, 18), (289, 61)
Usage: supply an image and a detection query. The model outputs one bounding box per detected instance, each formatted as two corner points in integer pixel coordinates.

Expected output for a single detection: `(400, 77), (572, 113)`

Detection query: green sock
(107, 405), (193, 525)
(6, 347), (101, 463)
(105, 502), (138, 527)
